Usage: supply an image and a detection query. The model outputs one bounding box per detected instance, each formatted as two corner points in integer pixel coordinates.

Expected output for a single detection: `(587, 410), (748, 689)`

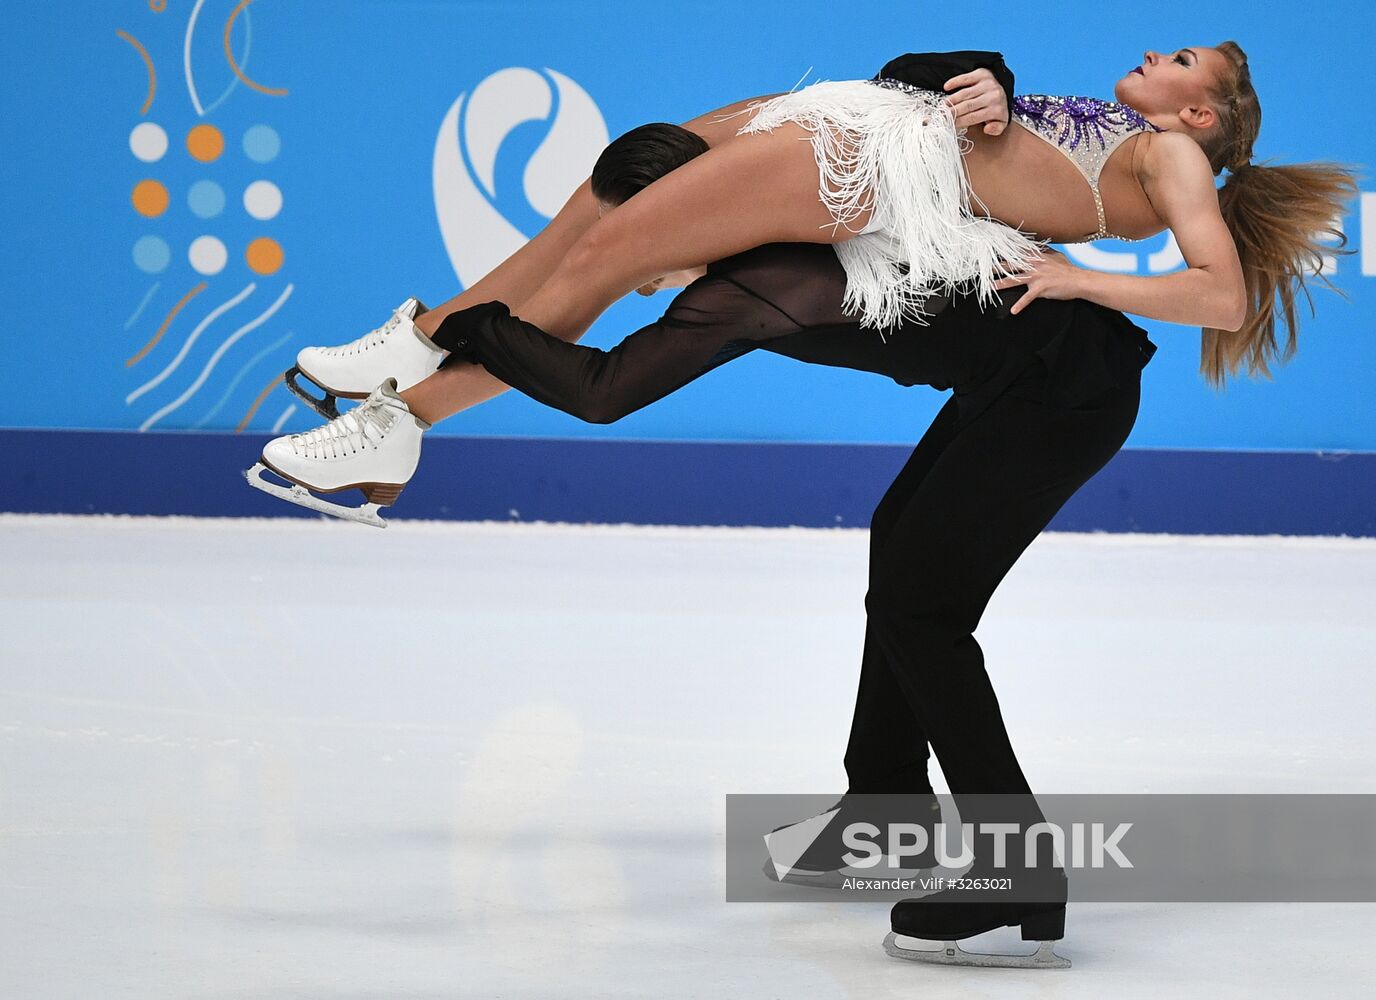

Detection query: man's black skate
(763, 793), (941, 887)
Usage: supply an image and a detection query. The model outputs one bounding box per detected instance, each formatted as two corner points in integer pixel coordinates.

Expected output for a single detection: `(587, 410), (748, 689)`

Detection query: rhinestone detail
(1011, 94), (1166, 243)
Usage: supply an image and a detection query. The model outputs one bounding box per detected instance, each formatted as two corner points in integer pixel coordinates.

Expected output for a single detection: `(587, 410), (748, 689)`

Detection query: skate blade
(883, 932), (1070, 970)
(283, 366), (363, 421)
(243, 462), (387, 528)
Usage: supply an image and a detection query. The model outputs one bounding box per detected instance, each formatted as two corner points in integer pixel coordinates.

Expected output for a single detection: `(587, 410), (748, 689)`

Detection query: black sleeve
(874, 50), (1016, 124)
(429, 241), (987, 421)
(430, 277), (803, 424)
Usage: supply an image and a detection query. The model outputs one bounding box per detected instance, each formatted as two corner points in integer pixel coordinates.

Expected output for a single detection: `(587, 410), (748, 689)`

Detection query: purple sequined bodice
(1011, 95), (1165, 242)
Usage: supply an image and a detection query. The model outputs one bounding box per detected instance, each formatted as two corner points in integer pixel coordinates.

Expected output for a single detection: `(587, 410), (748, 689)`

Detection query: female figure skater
(252, 40), (1353, 511)
(244, 42), (1357, 966)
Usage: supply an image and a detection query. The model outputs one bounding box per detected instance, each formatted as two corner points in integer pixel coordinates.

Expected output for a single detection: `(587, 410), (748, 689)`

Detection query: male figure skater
(253, 52), (1155, 968)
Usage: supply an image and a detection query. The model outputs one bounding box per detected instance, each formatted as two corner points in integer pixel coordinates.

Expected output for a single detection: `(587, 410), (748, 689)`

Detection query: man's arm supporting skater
(428, 241), (989, 424)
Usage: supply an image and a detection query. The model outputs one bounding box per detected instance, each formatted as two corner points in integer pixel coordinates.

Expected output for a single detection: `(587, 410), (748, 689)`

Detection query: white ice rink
(2, 514), (1373, 998)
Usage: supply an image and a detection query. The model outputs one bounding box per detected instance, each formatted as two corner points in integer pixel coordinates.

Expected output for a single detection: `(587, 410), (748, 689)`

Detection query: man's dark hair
(590, 123), (710, 206)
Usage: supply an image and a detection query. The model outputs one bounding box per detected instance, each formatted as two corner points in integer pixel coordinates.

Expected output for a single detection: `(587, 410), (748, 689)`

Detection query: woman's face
(1114, 45), (1228, 131)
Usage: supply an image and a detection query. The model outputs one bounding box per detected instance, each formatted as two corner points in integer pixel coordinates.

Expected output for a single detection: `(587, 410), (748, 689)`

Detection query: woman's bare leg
(404, 125), (851, 425)
(393, 177), (600, 422)
(398, 96), (787, 424)
(516, 124), (861, 342)
(412, 179), (598, 340)
(411, 95), (780, 333)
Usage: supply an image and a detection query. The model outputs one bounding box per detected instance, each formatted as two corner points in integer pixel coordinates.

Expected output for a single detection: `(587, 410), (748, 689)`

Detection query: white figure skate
(285, 297), (445, 419)
(244, 378), (429, 527)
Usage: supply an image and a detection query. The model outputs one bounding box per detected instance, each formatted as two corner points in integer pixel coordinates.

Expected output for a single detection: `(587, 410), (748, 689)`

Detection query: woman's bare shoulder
(1130, 130), (1227, 238)
(1136, 130), (1212, 183)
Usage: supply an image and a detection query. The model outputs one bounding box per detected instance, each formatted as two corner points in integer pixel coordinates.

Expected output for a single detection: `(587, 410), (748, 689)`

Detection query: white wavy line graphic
(127, 283), (256, 405)
(140, 283), (294, 432)
(204, 3), (250, 117)
(193, 329), (294, 429)
(185, 0), (207, 117)
(270, 404), (296, 434)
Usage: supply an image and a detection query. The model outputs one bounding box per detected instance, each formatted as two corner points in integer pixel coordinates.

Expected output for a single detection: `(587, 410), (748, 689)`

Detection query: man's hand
(943, 68), (1010, 136)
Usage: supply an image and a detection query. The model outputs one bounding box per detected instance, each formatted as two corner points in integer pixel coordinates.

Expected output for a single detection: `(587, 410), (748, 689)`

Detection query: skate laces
(289, 396), (397, 459)
(324, 309), (403, 357)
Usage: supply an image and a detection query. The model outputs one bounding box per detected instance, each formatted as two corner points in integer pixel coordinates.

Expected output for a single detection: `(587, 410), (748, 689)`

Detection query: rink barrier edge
(2, 429), (1372, 536)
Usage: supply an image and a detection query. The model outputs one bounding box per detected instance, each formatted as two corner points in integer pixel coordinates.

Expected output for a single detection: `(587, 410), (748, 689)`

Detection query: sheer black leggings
(843, 360), (1141, 797)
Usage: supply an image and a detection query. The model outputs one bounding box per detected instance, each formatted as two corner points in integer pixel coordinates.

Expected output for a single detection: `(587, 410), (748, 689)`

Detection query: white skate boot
(244, 378), (430, 527)
(285, 297), (445, 419)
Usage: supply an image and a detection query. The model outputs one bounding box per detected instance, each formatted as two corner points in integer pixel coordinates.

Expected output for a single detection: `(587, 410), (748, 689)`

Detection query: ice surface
(1, 514), (1373, 998)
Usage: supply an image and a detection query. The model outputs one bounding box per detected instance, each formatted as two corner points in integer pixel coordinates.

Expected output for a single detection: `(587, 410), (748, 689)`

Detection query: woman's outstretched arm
(1001, 133), (1247, 329)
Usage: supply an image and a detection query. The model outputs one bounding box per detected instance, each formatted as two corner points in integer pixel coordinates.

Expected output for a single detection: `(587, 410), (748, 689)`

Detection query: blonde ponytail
(1196, 41), (1362, 388)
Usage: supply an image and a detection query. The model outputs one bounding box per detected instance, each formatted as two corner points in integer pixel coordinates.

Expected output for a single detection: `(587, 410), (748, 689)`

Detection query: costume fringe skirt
(736, 79), (1049, 330)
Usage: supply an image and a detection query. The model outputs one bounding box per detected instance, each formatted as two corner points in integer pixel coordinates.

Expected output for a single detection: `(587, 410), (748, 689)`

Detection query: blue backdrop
(2, 2), (1372, 532)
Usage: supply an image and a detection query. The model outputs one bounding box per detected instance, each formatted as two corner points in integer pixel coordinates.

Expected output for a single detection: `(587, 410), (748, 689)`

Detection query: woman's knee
(559, 223), (622, 280)
(538, 223), (658, 322)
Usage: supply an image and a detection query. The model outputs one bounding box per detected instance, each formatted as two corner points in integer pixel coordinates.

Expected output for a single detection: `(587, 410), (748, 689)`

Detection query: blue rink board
(3, 430), (1372, 537)
(5, 3), (1375, 453)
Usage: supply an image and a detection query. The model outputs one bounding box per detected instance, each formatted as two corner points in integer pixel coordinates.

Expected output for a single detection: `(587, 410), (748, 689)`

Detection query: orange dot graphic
(186, 123), (224, 162)
(131, 179), (170, 217)
(246, 237), (284, 275)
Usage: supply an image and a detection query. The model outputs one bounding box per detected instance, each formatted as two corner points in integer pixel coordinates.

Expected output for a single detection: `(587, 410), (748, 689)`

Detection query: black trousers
(843, 358), (1141, 797)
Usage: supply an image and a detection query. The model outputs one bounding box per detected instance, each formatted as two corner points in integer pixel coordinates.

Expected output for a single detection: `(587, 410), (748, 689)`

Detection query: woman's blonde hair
(1196, 40), (1362, 388)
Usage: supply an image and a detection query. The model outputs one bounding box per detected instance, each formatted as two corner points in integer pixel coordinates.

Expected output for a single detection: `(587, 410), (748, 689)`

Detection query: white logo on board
(1061, 235), (1185, 275)
(433, 68), (610, 289)
(1062, 218), (1347, 277)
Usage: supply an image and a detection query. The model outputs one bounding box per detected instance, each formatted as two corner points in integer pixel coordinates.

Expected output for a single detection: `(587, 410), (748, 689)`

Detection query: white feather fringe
(737, 80), (1049, 330)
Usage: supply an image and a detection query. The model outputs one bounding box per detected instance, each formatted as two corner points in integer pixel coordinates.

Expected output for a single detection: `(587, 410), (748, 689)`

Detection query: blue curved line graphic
(270, 403), (296, 434)
(140, 283), (294, 431)
(123, 282), (160, 331)
(127, 283), (256, 405)
(193, 328), (293, 428)
(203, 3), (251, 117)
